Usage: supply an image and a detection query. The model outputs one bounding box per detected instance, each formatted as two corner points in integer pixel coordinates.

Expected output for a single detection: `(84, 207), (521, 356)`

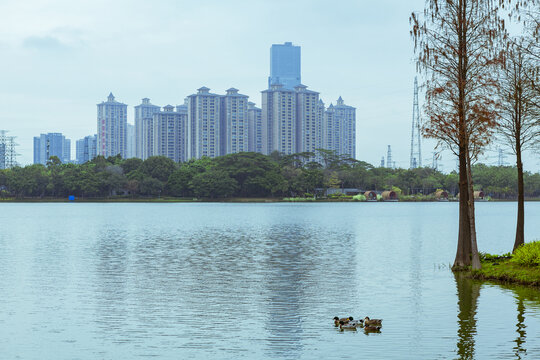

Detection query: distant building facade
(126, 123), (135, 158)
(187, 87), (221, 159)
(153, 105), (188, 162)
(324, 97), (356, 158)
(261, 84), (297, 155)
(261, 83), (324, 157)
(97, 93), (127, 158)
(76, 135), (97, 164)
(295, 84), (321, 155)
(33, 132), (71, 164)
(134, 98), (160, 160)
(0, 143), (5, 169)
(268, 42), (301, 90)
(220, 88), (249, 155)
(247, 102), (263, 153)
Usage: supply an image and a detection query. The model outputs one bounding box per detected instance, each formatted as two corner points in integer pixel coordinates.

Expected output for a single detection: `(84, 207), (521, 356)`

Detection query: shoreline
(1, 197), (540, 203)
(463, 257), (540, 288)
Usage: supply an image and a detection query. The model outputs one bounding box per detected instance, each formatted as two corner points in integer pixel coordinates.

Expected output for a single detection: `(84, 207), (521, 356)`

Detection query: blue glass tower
(268, 42), (301, 90)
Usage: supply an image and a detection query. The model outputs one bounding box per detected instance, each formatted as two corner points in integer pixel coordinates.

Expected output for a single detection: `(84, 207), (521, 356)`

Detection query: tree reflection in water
(513, 297), (526, 359)
(454, 273), (480, 360)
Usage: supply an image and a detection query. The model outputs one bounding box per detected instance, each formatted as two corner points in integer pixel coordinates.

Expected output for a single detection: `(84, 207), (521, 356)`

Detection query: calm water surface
(0, 202), (539, 359)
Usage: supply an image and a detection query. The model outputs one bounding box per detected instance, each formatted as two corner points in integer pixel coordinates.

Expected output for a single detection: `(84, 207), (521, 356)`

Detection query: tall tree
(411, 0), (508, 269)
(498, 40), (540, 252)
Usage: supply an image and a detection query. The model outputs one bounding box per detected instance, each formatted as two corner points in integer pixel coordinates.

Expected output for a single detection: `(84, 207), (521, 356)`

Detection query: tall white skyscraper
(324, 97), (356, 159)
(295, 84), (320, 155)
(134, 98), (160, 160)
(97, 93), (127, 158)
(247, 102), (263, 153)
(220, 88), (249, 155)
(261, 84), (324, 157)
(187, 87), (221, 159)
(153, 105), (188, 162)
(261, 84), (297, 155)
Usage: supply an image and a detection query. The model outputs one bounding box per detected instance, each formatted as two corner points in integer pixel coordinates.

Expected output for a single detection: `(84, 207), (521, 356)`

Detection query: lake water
(0, 202), (539, 359)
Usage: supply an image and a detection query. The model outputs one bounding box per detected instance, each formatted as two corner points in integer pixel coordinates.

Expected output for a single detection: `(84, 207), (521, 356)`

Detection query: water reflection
(514, 297), (526, 359)
(454, 273), (480, 360)
(454, 275), (540, 360)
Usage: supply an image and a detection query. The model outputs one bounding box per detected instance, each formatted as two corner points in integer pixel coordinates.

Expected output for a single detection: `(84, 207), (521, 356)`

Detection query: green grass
(471, 242), (540, 287)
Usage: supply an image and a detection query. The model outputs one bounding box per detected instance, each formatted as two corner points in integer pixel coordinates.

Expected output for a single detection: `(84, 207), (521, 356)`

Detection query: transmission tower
(380, 156), (385, 168)
(387, 145), (393, 169)
(0, 130), (18, 169)
(497, 148), (506, 166)
(410, 77), (422, 169)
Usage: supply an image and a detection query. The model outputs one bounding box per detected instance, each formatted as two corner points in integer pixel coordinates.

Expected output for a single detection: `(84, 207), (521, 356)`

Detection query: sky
(0, 0), (538, 172)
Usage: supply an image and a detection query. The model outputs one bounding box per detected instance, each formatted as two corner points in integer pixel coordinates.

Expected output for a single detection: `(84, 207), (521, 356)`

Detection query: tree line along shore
(0, 151), (538, 200)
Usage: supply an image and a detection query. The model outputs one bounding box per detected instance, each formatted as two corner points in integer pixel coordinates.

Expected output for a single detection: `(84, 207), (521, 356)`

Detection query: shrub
(352, 194), (366, 202)
(511, 241), (540, 267)
(479, 252), (512, 262)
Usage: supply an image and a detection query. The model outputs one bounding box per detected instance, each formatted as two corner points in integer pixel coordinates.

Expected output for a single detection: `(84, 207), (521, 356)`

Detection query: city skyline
(1, 0), (538, 172)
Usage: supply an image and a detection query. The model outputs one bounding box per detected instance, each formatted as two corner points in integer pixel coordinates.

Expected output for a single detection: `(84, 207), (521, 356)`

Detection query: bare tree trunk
(513, 144), (525, 252)
(466, 149), (481, 270)
(454, 146), (472, 269)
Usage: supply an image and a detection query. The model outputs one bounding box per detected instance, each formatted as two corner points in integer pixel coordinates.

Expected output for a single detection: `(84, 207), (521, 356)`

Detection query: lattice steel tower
(0, 130), (18, 169)
(386, 145), (393, 169)
(410, 77), (422, 168)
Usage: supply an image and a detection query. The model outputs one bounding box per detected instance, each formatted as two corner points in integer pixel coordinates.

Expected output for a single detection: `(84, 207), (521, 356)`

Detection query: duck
(339, 321), (357, 331)
(363, 324), (382, 332)
(348, 319), (363, 327)
(333, 316), (354, 327)
(363, 316), (382, 326)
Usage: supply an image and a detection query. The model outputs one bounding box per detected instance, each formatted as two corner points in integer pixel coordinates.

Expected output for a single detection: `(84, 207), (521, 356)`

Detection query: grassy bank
(469, 242), (540, 287)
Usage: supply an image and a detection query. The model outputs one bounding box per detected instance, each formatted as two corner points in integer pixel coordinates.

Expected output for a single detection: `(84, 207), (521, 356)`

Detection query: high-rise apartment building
(247, 102), (263, 153)
(295, 84), (321, 154)
(220, 88), (249, 155)
(187, 87), (221, 159)
(153, 105), (188, 162)
(324, 97), (356, 159)
(268, 42), (301, 90)
(97, 93), (127, 158)
(135, 98), (160, 160)
(0, 143), (4, 170)
(33, 132), (71, 164)
(76, 135), (97, 164)
(126, 123), (135, 159)
(334, 97), (356, 159)
(261, 84), (297, 155)
(261, 83), (323, 157)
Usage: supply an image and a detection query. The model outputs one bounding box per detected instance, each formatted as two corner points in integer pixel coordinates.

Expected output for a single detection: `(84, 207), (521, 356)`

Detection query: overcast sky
(1, 0), (538, 172)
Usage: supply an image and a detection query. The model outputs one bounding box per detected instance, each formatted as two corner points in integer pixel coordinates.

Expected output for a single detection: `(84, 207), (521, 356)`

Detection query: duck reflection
(454, 273), (480, 360)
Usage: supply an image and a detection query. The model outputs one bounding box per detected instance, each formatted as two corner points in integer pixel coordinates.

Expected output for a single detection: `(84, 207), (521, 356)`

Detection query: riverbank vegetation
(470, 242), (540, 287)
(1, 152), (539, 200)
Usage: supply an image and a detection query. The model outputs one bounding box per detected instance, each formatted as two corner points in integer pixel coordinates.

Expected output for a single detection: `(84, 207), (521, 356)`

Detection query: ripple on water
(0, 202), (539, 359)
